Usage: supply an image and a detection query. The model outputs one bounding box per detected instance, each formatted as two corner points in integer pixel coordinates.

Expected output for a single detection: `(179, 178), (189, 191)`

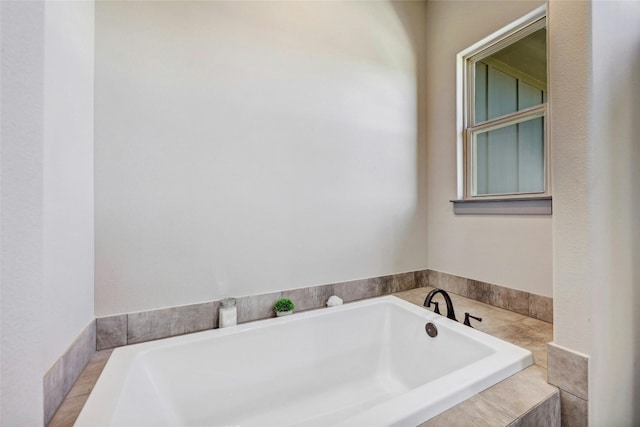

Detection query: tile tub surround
(47, 349), (113, 427)
(400, 287), (559, 426)
(52, 287), (558, 427)
(547, 342), (589, 426)
(95, 269), (551, 350)
(421, 269), (553, 323)
(95, 271), (419, 350)
(43, 320), (96, 425)
(47, 267), (545, 420)
(127, 301), (217, 345)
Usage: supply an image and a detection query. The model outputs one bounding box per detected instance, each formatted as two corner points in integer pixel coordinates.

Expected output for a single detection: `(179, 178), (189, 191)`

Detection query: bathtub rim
(75, 295), (533, 427)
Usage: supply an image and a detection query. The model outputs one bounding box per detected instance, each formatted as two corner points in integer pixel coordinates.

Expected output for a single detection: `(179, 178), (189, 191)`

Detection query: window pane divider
(469, 104), (546, 132)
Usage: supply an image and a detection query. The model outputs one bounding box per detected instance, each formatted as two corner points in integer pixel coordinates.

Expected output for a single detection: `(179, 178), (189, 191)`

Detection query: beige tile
(487, 320), (541, 345)
(128, 301), (215, 344)
(386, 272), (416, 293)
(426, 269), (439, 287)
(527, 340), (550, 369)
(47, 394), (89, 427)
(508, 391), (560, 427)
(282, 284), (334, 312)
(415, 269), (429, 287)
(44, 357), (66, 425)
(44, 322), (96, 425)
(428, 270), (469, 297)
(450, 294), (507, 318)
(473, 309), (528, 335)
(467, 279), (492, 305)
(446, 291), (529, 332)
(236, 292), (282, 323)
(419, 394), (516, 427)
(334, 277), (387, 303)
(547, 343), (589, 400)
(519, 315), (553, 335)
(468, 280), (538, 318)
(394, 286), (431, 306)
(48, 350), (114, 426)
(96, 314), (127, 350)
(488, 284), (529, 315)
(66, 349), (114, 398)
(517, 319), (552, 368)
(62, 322), (96, 393)
(560, 390), (588, 427)
(528, 293), (553, 323)
(481, 365), (557, 417)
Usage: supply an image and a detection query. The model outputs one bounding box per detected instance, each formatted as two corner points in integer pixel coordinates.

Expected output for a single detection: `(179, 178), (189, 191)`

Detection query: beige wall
(549, 0), (640, 423)
(589, 2), (640, 422)
(551, 0), (640, 423)
(548, 0), (592, 357)
(94, 1), (428, 316)
(425, 0), (552, 297)
(427, 2), (640, 421)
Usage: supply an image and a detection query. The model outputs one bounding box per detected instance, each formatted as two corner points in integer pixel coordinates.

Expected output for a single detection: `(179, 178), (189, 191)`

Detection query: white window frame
(455, 5), (550, 208)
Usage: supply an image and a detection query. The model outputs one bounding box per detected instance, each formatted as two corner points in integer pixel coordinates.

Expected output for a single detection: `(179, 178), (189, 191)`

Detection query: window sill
(451, 196), (552, 215)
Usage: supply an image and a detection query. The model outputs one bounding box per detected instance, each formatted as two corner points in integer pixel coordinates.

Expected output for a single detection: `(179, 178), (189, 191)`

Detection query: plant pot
(276, 310), (293, 317)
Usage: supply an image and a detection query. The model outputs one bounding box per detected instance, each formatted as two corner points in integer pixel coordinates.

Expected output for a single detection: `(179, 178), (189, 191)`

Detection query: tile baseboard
(559, 389), (588, 427)
(43, 320), (96, 426)
(95, 269), (552, 352)
(507, 390), (560, 426)
(422, 269), (553, 323)
(95, 271), (420, 350)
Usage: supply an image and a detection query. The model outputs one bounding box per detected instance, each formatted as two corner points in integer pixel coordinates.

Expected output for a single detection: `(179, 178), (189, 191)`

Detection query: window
(454, 6), (550, 214)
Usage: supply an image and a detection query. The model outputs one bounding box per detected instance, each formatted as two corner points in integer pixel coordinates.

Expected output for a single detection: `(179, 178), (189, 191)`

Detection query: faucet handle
(430, 301), (440, 315)
(463, 312), (482, 328)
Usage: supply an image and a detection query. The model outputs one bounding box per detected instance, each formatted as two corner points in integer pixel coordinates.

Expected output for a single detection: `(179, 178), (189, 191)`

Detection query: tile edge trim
(546, 342), (589, 400)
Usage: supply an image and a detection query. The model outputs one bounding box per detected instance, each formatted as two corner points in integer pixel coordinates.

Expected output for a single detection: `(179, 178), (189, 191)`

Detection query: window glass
(472, 116), (545, 195)
(474, 28), (547, 124)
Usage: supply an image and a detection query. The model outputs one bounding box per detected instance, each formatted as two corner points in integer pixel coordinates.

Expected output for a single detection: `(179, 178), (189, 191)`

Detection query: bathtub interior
(78, 297), (532, 427)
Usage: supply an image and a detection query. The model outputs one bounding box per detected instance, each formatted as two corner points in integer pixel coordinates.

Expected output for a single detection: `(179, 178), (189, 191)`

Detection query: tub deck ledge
(48, 287), (558, 427)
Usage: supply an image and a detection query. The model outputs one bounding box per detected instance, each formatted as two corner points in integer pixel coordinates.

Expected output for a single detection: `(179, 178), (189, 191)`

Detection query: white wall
(43, 0), (95, 371)
(424, 0), (552, 297)
(1, 2), (45, 424)
(1, 0), (95, 423)
(1, 3), (3, 423)
(94, 1), (428, 316)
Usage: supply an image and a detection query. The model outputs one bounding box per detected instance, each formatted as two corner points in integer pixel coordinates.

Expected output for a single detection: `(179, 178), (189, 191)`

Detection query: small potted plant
(274, 298), (295, 317)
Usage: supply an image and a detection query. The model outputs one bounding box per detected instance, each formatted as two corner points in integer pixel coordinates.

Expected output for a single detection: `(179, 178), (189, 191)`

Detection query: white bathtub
(75, 296), (533, 427)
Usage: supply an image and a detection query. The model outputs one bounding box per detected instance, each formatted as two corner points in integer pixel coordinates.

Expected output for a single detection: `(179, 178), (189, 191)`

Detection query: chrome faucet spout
(423, 288), (457, 322)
